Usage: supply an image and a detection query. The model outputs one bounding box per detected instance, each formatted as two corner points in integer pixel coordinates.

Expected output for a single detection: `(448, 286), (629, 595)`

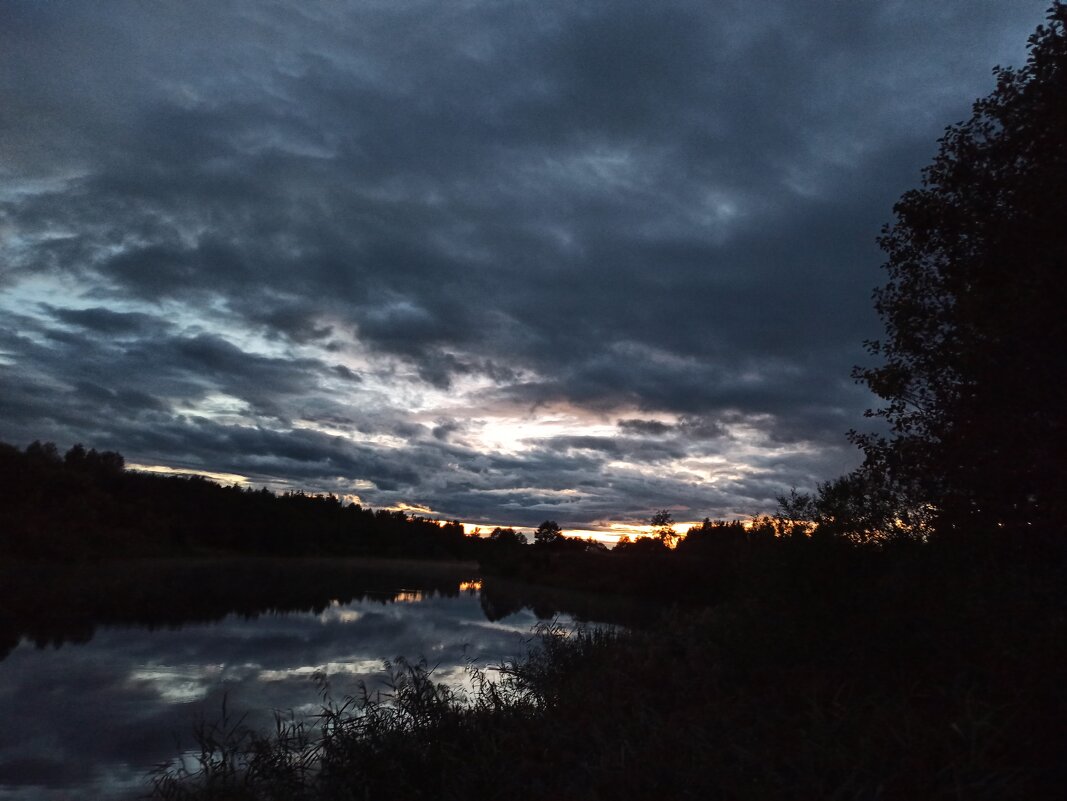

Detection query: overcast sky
(0, 1), (1049, 534)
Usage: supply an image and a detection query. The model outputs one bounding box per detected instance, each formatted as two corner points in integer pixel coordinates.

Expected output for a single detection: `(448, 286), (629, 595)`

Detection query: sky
(0, 0), (1050, 536)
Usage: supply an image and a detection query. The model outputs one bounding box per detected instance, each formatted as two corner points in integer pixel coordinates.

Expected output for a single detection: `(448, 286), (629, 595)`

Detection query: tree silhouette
(650, 510), (677, 547)
(488, 527), (527, 547)
(533, 520), (564, 547)
(852, 3), (1067, 535)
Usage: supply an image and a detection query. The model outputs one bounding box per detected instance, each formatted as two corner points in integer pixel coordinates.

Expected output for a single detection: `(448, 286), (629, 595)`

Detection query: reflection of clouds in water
(463, 619), (546, 635)
(319, 600), (364, 624)
(258, 660), (385, 683)
(0, 589), (558, 801)
(128, 664), (228, 703)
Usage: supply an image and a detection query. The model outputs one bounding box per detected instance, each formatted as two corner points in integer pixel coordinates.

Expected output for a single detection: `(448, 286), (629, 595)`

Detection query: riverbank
(150, 536), (1067, 800)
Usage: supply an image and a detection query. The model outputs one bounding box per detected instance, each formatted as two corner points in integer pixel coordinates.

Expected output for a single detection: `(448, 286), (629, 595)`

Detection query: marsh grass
(149, 647), (548, 801)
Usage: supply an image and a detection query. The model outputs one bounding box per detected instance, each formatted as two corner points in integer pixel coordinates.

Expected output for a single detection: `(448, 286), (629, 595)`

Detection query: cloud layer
(0, 0), (1048, 528)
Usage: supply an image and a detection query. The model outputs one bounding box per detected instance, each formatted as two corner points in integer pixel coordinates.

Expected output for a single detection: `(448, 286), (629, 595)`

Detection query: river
(0, 558), (647, 800)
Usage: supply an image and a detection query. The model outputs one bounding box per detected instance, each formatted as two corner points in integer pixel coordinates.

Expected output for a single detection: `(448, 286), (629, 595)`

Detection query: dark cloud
(0, 0), (1049, 524)
(46, 305), (166, 336)
(618, 419), (672, 436)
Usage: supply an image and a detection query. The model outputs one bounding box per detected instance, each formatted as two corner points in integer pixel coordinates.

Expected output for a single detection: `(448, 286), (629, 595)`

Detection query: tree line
(0, 441), (472, 561)
(0, 439), (784, 571)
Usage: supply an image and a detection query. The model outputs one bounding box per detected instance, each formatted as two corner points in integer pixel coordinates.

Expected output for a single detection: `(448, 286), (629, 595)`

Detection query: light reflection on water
(0, 560), (639, 801)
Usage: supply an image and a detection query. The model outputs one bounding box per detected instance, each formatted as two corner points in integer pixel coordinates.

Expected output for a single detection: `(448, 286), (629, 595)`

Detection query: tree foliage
(488, 527), (527, 547)
(852, 3), (1067, 535)
(650, 510), (677, 547)
(533, 520), (564, 547)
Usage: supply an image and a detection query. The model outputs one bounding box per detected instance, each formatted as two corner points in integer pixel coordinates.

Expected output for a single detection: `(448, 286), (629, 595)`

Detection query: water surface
(0, 559), (642, 800)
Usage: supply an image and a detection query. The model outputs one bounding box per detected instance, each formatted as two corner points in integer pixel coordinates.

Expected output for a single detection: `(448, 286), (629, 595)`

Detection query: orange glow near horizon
(459, 519), (717, 547)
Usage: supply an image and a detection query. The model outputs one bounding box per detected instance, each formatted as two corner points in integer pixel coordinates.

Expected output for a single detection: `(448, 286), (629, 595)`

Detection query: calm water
(0, 559), (643, 800)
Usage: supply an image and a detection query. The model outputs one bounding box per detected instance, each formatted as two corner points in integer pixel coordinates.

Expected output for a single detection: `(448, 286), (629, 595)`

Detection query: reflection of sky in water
(0, 590), (559, 801)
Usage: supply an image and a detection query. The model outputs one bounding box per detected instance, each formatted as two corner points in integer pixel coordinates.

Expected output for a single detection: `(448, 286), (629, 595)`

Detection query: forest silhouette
(0, 440), (471, 561)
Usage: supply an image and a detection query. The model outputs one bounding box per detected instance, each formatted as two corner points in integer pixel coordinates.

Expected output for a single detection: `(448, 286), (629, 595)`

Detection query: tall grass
(150, 646), (549, 801)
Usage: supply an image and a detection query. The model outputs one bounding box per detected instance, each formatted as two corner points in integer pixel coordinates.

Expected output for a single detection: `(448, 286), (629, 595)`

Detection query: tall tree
(853, 3), (1067, 534)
